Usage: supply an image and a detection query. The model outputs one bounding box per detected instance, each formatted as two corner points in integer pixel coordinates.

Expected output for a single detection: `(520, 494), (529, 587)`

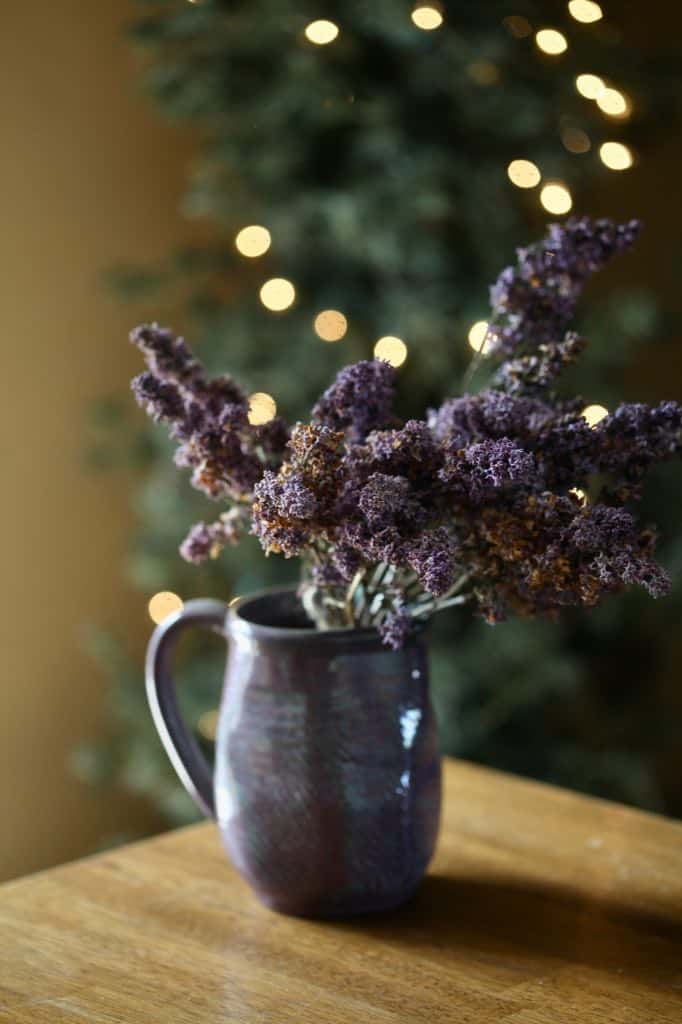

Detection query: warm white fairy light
(197, 709), (220, 741)
(582, 403), (609, 427)
(599, 141), (634, 171)
(569, 487), (587, 503)
(535, 29), (568, 55)
(561, 126), (591, 153)
(411, 6), (444, 30)
(304, 20), (339, 45)
(148, 591), (184, 625)
(596, 87), (630, 118)
(247, 393), (277, 425)
(235, 225), (271, 258)
(314, 310), (348, 342)
(468, 61), (500, 86)
(374, 336), (408, 367)
(507, 159), (541, 189)
(540, 182), (572, 215)
(504, 15), (532, 39)
(568, 0), (603, 23)
(467, 321), (492, 354)
(575, 73), (605, 99)
(259, 278), (295, 311)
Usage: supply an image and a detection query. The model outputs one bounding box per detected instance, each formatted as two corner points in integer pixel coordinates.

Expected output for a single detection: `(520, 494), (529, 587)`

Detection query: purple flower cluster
(469, 495), (670, 624)
(130, 218), (681, 646)
(487, 218), (640, 357)
(312, 360), (396, 441)
(179, 508), (248, 564)
(130, 323), (289, 510)
(379, 607), (414, 650)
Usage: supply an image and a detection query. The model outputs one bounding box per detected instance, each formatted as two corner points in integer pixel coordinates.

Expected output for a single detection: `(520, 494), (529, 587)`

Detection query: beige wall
(0, 2), (194, 880)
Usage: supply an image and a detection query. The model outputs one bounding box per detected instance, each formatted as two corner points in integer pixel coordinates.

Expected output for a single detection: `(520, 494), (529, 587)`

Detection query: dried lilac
(379, 607), (414, 650)
(595, 401), (682, 494)
(179, 509), (247, 564)
(493, 332), (587, 396)
(252, 471), (318, 557)
(441, 438), (536, 503)
(487, 218), (640, 357)
(403, 528), (458, 597)
(130, 323), (204, 385)
(131, 217), (680, 649)
(312, 360), (396, 441)
(131, 371), (186, 425)
(358, 474), (425, 532)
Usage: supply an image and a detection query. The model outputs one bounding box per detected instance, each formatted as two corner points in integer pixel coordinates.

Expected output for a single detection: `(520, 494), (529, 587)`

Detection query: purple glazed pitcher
(146, 587), (441, 918)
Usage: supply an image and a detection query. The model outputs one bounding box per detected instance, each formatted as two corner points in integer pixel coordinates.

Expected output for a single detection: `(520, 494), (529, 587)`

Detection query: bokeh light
(504, 15), (532, 38)
(582, 403), (609, 427)
(507, 159), (541, 189)
(575, 73), (605, 99)
(467, 320), (492, 354)
(540, 182), (573, 215)
(248, 392), (277, 425)
(374, 336), (408, 367)
(467, 61), (499, 86)
(304, 20), (339, 45)
(314, 309), (348, 342)
(259, 278), (296, 311)
(411, 6), (444, 30)
(148, 591), (184, 625)
(599, 141), (634, 171)
(596, 87), (630, 118)
(197, 709), (220, 742)
(568, 0), (603, 23)
(235, 225), (271, 258)
(535, 29), (568, 55)
(561, 126), (591, 153)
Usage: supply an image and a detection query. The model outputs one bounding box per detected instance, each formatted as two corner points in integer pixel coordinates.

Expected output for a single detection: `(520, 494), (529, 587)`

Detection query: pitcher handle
(145, 598), (228, 819)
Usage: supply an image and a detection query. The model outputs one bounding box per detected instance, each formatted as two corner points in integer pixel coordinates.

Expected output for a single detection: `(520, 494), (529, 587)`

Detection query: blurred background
(1, 0), (681, 883)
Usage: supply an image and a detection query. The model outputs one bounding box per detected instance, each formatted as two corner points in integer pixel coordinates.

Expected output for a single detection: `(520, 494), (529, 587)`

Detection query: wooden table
(2, 759), (681, 1023)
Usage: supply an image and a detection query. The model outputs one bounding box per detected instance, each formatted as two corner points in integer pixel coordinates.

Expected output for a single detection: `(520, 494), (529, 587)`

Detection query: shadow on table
(329, 874), (682, 983)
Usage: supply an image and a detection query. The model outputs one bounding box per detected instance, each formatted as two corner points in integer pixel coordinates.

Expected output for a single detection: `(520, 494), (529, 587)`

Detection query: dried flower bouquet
(131, 218), (681, 647)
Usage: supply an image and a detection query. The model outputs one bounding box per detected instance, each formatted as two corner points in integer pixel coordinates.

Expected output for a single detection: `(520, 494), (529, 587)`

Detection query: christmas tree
(79, 0), (682, 826)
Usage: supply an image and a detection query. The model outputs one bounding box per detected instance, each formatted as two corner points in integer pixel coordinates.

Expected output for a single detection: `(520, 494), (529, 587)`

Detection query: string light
(568, 0), (603, 23)
(235, 225), (271, 258)
(575, 73), (605, 99)
(374, 336), (408, 367)
(596, 88), (630, 118)
(411, 6), (443, 30)
(247, 393), (277, 425)
(259, 278), (295, 311)
(148, 591), (183, 625)
(197, 709), (219, 742)
(507, 159), (541, 189)
(467, 321), (492, 354)
(504, 15), (532, 38)
(599, 141), (634, 171)
(467, 61), (500, 86)
(582, 403), (609, 427)
(304, 20), (339, 45)
(540, 182), (572, 215)
(561, 126), (591, 153)
(569, 487), (587, 504)
(535, 29), (568, 55)
(314, 310), (348, 342)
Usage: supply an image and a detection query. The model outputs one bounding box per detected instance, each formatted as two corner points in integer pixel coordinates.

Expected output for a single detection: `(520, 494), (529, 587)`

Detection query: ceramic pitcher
(146, 587), (441, 917)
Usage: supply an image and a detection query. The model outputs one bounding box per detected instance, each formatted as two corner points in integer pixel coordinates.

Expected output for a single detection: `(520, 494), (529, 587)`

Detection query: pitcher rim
(227, 585), (426, 647)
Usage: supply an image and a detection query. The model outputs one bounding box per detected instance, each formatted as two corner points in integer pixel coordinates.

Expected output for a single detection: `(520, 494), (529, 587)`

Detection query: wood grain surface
(1, 758), (681, 1023)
